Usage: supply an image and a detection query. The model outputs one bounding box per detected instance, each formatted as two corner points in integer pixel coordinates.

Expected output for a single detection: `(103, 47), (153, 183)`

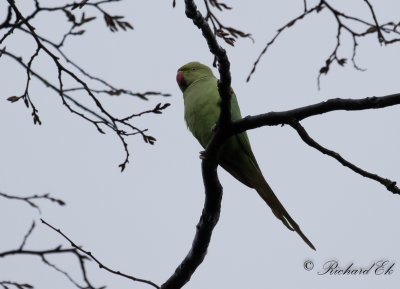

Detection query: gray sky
(0, 1), (399, 288)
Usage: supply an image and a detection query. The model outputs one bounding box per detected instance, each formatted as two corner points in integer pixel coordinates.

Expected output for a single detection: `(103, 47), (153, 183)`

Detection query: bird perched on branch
(176, 61), (315, 250)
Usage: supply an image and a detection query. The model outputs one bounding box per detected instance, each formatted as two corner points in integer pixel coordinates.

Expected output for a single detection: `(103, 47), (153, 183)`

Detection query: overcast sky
(1, 1), (399, 289)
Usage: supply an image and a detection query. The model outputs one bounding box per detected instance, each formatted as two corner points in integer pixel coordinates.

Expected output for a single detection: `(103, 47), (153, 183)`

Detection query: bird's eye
(191, 67), (197, 71)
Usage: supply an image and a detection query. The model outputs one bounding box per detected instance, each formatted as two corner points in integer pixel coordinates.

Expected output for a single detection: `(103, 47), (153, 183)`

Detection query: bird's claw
(199, 151), (207, 160)
(211, 124), (217, 132)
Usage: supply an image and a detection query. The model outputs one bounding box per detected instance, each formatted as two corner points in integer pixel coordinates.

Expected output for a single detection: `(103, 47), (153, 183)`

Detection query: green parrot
(176, 61), (315, 250)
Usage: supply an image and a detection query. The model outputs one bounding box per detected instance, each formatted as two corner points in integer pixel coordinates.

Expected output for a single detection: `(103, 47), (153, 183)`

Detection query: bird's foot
(199, 150), (207, 160)
(211, 123), (217, 132)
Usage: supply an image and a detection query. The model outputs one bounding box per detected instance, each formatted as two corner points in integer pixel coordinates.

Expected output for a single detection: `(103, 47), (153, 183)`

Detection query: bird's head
(176, 61), (214, 92)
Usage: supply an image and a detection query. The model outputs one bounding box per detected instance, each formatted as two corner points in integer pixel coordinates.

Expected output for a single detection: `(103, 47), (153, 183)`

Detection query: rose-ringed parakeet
(176, 61), (315, 250)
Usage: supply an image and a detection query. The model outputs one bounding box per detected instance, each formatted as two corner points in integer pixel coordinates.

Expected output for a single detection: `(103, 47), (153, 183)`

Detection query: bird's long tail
(255, 178), (315, 250)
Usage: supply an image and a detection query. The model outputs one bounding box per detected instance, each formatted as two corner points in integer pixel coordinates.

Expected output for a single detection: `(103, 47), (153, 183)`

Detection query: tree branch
(202, 0), (253, 47)
(172, 0), (252, 48)
(2, 0), (170, 170)
(40, 219), (160, 289)
(0, 281), (34, 289)
(0, 222), (101, 289)
(247, 3), (321, 82)
(247, 1), (400, 83)
(165, 2), (399, 288)
(19, 221), (36, 250)
(289, 121), (399, 194)
(0, 247), (99, 289)
(0, 191), (65, 214)
(232, 93), (400, 131)
(230, 94), (400, 194)
(162, 1), (234, 288)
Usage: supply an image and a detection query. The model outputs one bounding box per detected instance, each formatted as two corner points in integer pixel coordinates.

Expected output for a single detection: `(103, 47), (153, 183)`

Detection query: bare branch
(0, 192), (65, 214)
(184, 0), (232, 125)
(232, 93), (400, 130)
(173, 0), (252, 47)
(120, 103), (171, 122)
(167, 3), (400, 285)
(3, 50), (111, 124)
(0, 243), (100, 289)
(40, 255), (99, 289)
(0, 247), (104, 289)
(19, 221), (36, 250)
(162, 1), (233, 288)
(248, 0), (400, 83)
(0, 6), (12, 29)
(2, 0), (170, 170)
(230, 93), (400, 194)
(364, 0), (385, 43)
(289, 121), (399, 194)
(203, 0), (253, 47)
(16, 25), (170, 101)
(1, 218), (107, 289)
(40, 219), (160, 289)
(247, 3), (322, 82)
(0, 281), (34, 289)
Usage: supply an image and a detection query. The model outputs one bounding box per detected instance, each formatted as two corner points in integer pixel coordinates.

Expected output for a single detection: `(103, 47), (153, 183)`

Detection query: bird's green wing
(184, 76), (263, 188)
(183, 77), (221, 148)
(218, 91), (264, 188)
(230, 91), (261, 171)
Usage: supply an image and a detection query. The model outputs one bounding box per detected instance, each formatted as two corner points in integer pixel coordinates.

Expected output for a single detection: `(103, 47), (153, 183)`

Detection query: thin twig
(0, 192), (65, 214)
(2, 0), (170, 170)
(19, 221), (36, 250)
(0, 281), (34, 289)
(0, 247), (97, 289)
(247, 0), (400, 83)
(290, 121), (399, 194)
(364, 0), (385, 43)
(40, 219), (160, 289)
(247, 3), (321, 82)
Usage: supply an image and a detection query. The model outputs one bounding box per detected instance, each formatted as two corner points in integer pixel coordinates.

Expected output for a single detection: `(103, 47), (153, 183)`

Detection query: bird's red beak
(176, 70), (184, 85)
